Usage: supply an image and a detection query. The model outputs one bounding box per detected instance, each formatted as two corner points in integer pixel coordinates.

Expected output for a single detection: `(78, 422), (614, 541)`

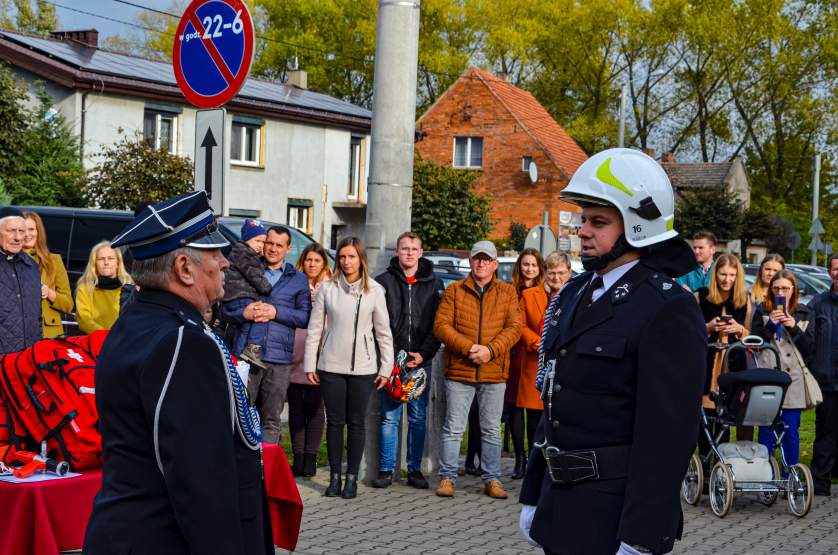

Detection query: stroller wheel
(681, 453), (703, 505)
(759, 457), (780, 506)
(709, 462), (734, 517)
(787, 463), (813, 517)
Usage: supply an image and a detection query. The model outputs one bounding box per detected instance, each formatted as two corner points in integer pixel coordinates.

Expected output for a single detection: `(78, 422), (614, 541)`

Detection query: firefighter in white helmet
(518, 148), (706, 555)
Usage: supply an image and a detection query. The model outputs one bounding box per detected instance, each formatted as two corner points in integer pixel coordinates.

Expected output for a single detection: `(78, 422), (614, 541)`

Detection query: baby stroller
(681, 336), (813, 517)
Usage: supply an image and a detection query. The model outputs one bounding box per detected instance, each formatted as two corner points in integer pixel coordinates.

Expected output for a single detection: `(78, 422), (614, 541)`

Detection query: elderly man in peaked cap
(83, 191), (274, 555)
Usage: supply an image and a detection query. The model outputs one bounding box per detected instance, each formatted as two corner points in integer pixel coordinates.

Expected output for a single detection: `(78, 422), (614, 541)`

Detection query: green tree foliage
(0, 64), (83, 206)
(674, 186), (742, 241)
(508, 222), (527, 252)
(0, 0), (57, 35)
(412, 153), (491, 250)
(84, 134), (193, 210)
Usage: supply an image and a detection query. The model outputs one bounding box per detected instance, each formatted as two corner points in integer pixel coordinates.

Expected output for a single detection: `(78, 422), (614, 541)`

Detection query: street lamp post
(618, 82), (627, 148)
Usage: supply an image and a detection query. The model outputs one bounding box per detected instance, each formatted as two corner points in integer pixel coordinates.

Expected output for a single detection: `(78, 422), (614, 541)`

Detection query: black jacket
(375, 257), (443, 362)
(519, 261), (706, 555)
(808, 290), (838, 391)
(223, 241), (273, 302)
(0, 250), (41, 354)
(84, 289), (273, 555)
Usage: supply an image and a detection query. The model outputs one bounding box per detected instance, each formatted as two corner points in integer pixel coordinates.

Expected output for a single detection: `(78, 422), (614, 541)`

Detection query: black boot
(371, 471), (393, 488)
(512, 452), (526, 480)
(324, 473), (341, 497)
(303, 453), (317, 477)
(341, 474), (358, 499)
(291, 452), (304, 477)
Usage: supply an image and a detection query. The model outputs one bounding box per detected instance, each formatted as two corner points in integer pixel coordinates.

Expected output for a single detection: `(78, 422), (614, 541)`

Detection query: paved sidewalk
(279, 458), (838, 554)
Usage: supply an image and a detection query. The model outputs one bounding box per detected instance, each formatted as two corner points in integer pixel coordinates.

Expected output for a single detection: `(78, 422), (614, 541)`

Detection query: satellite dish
(528, 162), (538, 185)
(524, 224), (557, 255)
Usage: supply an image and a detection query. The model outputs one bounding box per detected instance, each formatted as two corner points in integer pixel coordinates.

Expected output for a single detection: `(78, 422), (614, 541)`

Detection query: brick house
(416, 67), (587, 238)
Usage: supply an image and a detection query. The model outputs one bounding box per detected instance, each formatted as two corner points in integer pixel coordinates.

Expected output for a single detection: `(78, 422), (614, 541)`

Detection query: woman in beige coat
(751, 269), (815, 468)
(305, 237), (393, 499)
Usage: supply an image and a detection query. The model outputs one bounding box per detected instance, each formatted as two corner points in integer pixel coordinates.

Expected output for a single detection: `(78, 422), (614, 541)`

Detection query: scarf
(96, 276), (122, 290)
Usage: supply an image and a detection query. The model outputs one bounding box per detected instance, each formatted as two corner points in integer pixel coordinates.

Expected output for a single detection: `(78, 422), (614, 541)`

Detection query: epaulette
(172, 308), (204, 329)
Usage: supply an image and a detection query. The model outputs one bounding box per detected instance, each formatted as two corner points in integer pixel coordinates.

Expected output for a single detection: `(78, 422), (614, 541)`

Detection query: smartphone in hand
(775, 295), (786, 314)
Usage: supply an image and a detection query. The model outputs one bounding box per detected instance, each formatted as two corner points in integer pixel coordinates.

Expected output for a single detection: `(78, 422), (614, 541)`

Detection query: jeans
(319, 370), (376, 475)
(248, 362), (291, 444)
(758, 408), (801, 469)
(439, 379), (505, 482)
(378, 377), (430, 472)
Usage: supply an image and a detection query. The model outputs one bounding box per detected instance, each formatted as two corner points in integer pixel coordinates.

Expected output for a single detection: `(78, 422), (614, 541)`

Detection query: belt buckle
(543, 448), (599, 484)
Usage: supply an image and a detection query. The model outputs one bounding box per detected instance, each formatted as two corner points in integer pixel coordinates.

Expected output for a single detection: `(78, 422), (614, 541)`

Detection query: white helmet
(560, 148), (677, 248)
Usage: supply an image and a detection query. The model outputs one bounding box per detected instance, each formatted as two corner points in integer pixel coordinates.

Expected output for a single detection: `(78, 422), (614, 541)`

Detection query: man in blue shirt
(223, 226), (311, 444)
(676, 230), (717, 292)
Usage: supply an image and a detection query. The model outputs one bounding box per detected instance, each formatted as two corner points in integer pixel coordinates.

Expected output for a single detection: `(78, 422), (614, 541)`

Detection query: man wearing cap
(433, 240), (522, 499)
(84, 192), (274, 554)
(0, 207), (42, 354)
(518, 149), (705, 555)
(222, 225), (312, 444)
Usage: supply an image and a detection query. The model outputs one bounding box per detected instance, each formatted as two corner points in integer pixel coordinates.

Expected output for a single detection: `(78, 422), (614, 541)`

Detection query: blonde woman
(75, 241), (132, 334)
(304, 237), (393, 499)
(750, 253), (785, 304)
(21, 211), (74, 338)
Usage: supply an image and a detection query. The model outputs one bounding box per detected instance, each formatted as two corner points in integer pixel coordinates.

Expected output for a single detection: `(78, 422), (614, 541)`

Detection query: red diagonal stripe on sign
(188, 13), (236, 84)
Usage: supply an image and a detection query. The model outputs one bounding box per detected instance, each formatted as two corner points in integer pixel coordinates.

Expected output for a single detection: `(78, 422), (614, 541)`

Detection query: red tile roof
(468, 67), (588, 178)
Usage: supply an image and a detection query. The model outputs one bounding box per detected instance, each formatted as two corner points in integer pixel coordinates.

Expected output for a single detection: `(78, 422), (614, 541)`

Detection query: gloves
(519, 505), (540, 548)
(617, 542), (651, 555)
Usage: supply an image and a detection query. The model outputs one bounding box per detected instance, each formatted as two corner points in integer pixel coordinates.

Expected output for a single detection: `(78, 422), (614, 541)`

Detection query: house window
(348, 136), (362, 197)
(143, 110), (177, 154)
(454, 137), (483, 168)
(287, 199), (313, 235)
(522, 156), (533, 171)
(231, 123), (263, 166)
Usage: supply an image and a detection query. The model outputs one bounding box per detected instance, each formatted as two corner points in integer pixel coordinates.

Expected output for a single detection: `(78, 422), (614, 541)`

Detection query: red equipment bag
(0, 335), (105, 470)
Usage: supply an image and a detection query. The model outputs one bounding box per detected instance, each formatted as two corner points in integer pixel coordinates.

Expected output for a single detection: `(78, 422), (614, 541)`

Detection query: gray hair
(545, 251), (571, 270)
(0, 215), (24, 230)
(130, 247), (204, 289)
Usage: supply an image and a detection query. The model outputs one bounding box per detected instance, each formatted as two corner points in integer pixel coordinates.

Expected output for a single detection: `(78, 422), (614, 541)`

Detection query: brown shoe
(435, 478), (455, 497)
(484, 480), (508, 499)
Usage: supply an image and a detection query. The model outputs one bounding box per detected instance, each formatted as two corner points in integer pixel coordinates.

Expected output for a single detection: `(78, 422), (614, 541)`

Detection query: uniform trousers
(319, 371), (376, 475)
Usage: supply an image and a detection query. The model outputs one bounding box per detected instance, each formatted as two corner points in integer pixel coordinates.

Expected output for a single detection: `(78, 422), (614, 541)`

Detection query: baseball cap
(470, 240), (497, 259)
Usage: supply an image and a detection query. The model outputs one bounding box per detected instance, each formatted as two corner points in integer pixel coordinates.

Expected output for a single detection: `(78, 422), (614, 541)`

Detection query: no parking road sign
(173, 0), (255, 108)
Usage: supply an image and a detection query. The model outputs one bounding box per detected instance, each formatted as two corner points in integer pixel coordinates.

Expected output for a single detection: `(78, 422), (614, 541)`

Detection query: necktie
(573, 276), (604, 325)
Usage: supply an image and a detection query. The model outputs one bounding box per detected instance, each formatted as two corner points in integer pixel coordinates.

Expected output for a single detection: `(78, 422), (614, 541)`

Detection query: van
(13, 205), (325, 286)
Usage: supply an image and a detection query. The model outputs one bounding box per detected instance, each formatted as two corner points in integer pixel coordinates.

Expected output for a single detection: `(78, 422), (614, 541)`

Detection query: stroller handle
(723, 335), (781, 371)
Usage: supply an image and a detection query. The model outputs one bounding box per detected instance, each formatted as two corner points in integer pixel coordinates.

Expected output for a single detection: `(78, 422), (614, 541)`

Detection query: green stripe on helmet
(595, 157), (633, 197)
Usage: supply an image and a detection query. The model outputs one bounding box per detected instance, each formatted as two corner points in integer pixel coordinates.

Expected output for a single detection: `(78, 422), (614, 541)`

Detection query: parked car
(13, 205), (325, 286)
(424, 253), (464, 271)
(433, 267), (465, 289)
(743, 263), (828, 305)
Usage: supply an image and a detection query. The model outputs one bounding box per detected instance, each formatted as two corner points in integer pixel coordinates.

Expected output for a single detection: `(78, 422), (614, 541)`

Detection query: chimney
(287, 69), (307, 89)
(50, 29), (99, 48)
(642, 148), (656, 159)
(661, 151), (675, 163)
(496, 71), (511, 83)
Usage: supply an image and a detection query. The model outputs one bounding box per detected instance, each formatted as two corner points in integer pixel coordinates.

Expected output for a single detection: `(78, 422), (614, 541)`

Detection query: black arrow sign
(201, 128), (218, 199)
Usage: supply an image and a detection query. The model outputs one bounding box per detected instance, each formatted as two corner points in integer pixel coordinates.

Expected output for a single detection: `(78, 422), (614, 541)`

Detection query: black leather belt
(541, 444), (631, 484)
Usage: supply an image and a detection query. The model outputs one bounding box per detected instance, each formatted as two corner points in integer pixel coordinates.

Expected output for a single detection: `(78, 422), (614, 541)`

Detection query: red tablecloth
(0, 470), (101, 555)
(262, 443), (304, 552)
(0, 446), (302, 555)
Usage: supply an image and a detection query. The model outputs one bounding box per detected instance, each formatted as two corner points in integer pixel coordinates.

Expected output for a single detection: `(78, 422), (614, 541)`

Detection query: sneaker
(435, 478), (455, 497)
(239, 343), (267, 370)
(371, 471), (393, 488)
(484, 480), (508, 499)
(407, 470), (429, 489)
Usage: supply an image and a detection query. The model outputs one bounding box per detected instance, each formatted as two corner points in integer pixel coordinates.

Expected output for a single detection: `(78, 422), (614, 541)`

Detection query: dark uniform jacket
(84, 289), (274, 555)
(808, 290), (838, 392)
(519, 260), (706, 555)
(375, 256), (444, 363)
(0, 250), (42, 354)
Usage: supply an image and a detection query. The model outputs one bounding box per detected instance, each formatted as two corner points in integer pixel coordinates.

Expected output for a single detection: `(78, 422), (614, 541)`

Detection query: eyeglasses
(471, 258), (495, 265)
(771, 286), (793, 293)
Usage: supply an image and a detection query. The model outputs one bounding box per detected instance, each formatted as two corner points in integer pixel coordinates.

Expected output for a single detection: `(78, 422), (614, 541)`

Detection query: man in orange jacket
(433, 240), (522, 499)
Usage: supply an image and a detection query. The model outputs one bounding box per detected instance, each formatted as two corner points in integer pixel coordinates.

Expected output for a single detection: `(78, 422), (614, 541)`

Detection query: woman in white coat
(305, 236), (394, 499)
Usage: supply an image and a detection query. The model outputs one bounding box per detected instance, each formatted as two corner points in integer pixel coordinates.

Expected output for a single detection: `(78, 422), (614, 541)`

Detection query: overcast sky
(52, 0), (180, 40)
